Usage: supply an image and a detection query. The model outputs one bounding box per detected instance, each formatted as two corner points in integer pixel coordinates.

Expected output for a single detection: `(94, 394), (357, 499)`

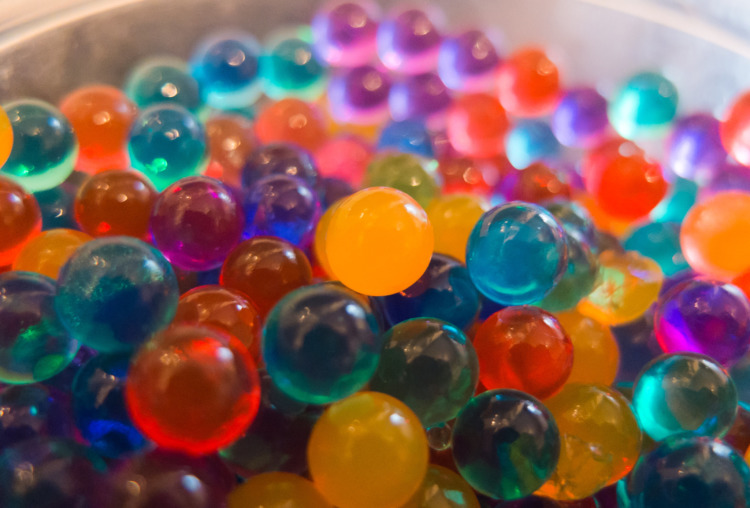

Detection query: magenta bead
(666, 113), (727, 184)
(327, 65), (391, 124)
(311, 1), (379, 67)
(376, 8), (441, 74)
(655, 278), (750, 366)
(389, 72), (452, 123)
(551, 87), (609, 148)
(150, 176), (245, 271)
(437, 29), (500, 91)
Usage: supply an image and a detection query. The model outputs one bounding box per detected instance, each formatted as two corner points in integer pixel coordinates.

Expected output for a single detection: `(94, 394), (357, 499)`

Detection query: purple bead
(241, 143), (319, 189)
(666, 113), (726, 183)
(327, 65), (391, 124)
(656, 278), (750, 366)
(611, 308), (662, 383)
(151, 176), (245, 271)
(312, 1), (379, 67)
(389, 72), (452, 122)
(377, 9), (442, 74)
(551, 87), (609, 147)
(700, 161), (750, 200)
(0, 384), (76, 448)
(319, 176), (354, 209)
(437, 29), (501, 91)
(243, 174), (321, 246)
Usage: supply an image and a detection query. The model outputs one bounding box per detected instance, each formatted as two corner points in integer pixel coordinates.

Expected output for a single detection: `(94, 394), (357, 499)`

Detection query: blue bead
(190, 31), (263, 110)
(55, 237), (179, 353)
(624, 221), (689, 276)
(124, 57), (202, 113)
(467, 202), (568, 305)
(241, 143), (318, 189)
(128, 104), (207, 191)
(375, 253), (480, 331)
(505, 119), (561, 169)
(377, 119), (435, 158)
(608, 71), (678, 139)
(72, 353), (147, 458)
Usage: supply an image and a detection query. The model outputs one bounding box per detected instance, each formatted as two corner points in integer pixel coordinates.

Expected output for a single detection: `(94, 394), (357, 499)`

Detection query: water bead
(474, 306), (573, 399)
(220, 236), (312, 316)
(13, 228), (93, 279)
(608, 72), (678, 140)
(627, 436), (750, 508)
(543, 200), (597, 246)
(389, 72), (452, 123)
(255, 99), (327, 153)
(128, 104), (207, 191)
(204, 114), (257, 188)
(437, 29), (500, 92)
(229, 472), (332, 508)
(721, 90), (750, 167)
(377, 119), (435, 158)
(307, 391), (429, 508)
(126, 324), (260, 454)
(452, 389), (560, 500)
(537, 231), (598, 312)
(0, 176), (42, 266)
(623, 222), (688, 276)
(557, 311), (619, 386)
(364, 152), (439, 209)
(402, 464), (481, 508)
(551, 87), (609, 148)
(497, 162), (571, 204)
(538, 384), (642, 501)
(427, 193), (487, 263)
(650, 175), (697, 223)
(74, 169), (157, 239)
(54, 236), (179, 352)
(124, 56), (202, 112)
(655, 278), (750, 365)
(0, 384), (75, 448)
(496, 47), (561, 118)
(0, 104), (12, 167)
(311, 1), (379, 67)
(466, 201), (568, 305)
(327, 65), (391, 125)
(447, 93), (510, 158)
(314, 134), (372, 186)
(438, 156), (504, 197)
(376, 8), (441, 74)
(2, 99), (78, 192)
(505, 120), (561, 170)
(611, 310), (663, 384)
(313, 202), (338, 277)
(370, 318), (479, 427)
(666, 113), (726, 183)
(319, 176), (355, 208)
(34, 172), (83, 231)
(241, 142), (318, 188)
(325, 187), (433, 296)
(190, 31), (263, 109)
(263, 31), (327, 101)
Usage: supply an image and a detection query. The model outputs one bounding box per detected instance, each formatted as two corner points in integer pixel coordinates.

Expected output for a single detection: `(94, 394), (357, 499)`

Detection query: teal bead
(624, 222), (688, 276)
(2, 99), (78, 193)
(262, 30), (327, 101)
(124, 57), (202, 113)
(369, 318), (479, 428)
(364, 153), (439, 209)
(537, 231), (598, 312)
(633, 353), (738, 441)
(608, 71), (678, 139)
(650, 176), (698, 223)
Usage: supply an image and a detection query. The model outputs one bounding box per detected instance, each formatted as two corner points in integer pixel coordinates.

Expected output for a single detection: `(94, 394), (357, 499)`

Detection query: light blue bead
(505, 119), (561, 169)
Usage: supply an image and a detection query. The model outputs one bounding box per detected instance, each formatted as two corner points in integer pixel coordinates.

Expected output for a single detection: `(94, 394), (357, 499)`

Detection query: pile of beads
(2, 2), (750, 508)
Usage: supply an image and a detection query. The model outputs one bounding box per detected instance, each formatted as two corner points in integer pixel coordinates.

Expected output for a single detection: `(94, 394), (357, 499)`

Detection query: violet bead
(327, 65), (391, 124)
(312, 1), (379, 67)
(666, 113), (726, 183)
(552, 87), (610, 147)
(437, 29), (501, 91)
(377, 9), (442, 74)
(389, 72), (451, 122)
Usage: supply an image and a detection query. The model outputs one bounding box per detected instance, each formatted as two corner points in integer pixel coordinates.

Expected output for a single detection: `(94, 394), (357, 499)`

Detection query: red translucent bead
(497, 47), (561, 117)
(314, 134), (373, 187)
(446, 93), (510, 158)
(721, 90), (750, 166)
(497, 162), (571, 203)
(204, 114), (257, 189)
(255, 98), (328, 152)
(0, 176), (42, 266)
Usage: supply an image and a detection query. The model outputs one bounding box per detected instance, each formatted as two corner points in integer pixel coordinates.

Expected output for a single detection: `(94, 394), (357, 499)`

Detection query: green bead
(364, 153), (439, 208)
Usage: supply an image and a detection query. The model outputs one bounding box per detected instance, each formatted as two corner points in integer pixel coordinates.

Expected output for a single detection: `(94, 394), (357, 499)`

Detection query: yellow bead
(308, 391), (429, 508)
(228, 472), (332, 508)
(427, 194), (487, 263)
(401, 464), (480, 508)
(556, 310), (620, 386)
(0, 105), (12, 168)
(13, 228), (93, 279)
(326, 187), (433, 296)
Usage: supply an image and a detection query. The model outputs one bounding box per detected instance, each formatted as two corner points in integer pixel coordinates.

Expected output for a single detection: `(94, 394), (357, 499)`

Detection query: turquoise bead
(124, 57), (202, 113)
(624, 221), (689, 276)
(650, 176), (698, 223)
(608, 71), (678, 139)
(262, 31), (327, 101)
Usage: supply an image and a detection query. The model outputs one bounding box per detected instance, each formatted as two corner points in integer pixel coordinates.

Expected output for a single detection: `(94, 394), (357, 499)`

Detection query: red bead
(497, 47), (561, 117)
(446, 93), (510, 158)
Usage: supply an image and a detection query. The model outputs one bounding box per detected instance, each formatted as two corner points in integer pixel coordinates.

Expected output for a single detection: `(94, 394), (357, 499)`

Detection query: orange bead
(0, 176), (42, 266)
(402, 464), (480, 508)
(556, 310), (620, 386)
(74, 169), (157, 239)
(255, 98), (327, 152)
(59, 85), (138, 174)
(204, 114), (256, 188)
(0, 105), (12, 168)
(497, 47), (561, 117)
(681, 191), (750, 280)
(721, 90), (750, 166)
(446, 93), (510, 158)
(574, 191), (632, 237)
(12, 228), (93, 279)
(228, 472), (332, 508)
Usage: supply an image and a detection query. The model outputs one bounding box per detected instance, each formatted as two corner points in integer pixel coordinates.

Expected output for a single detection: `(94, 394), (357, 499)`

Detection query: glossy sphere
(539, 384), (642, 500)
(364, 153), (439, 208)
(128, 104), (206, 191)
(611, 310), (663, 384)
(389, 72), (451, 122)
(655, 279), (750, 365)
(666, 113), (726, 183)
(438, 30), (500, 92)
(308, 391), (429, 508)
(124, 56), (202, 112)
(204, 114), (256, 188)
(651, 175), (698, 223)
(2, 99), (78, 192)
(497, 47), (561, 117)
(556, 311), (619, 386)
(0, 105), (12, 167)
(229, 472), (332, 508)
(220, 236), (312, 316)
(377, 9), (441, 74)
(263, 33), (327, 100)
(537, 232), (598, 312)
(0, 176), (42, 265)
(452, 389), (560, 500)
(13, 228), (93, 279)
(174, 285), (262, 360)
(447, 93), (509, 158)
(624, 222), (688, 276)
(438, 156), (502, 197)
(505, 120), (561, 170)
(378, 119), (435, 157)
(377, 254), (481, 331)
(314, 134), (372, 186)
(427, 194), (487, 262)
(544, 200), (597, 247)
(627, 436), (750, 508)
(313, 202), (338, 276)
(243, 174), (320, 246)
(264, 284), (380, 404)
(59, 85), (138, 174)
(633, 353), (738, 441)
(311, 1), (378, 67)
(74, 169), (157, 239)
(328, 65), (391, 124)
(34, 179), (78, 230)
(55, 237), (179, 352)
(326, 187), (433, 296)
(552, 88), (610, 148)
(0, 438), (108, 508)
(497, 162), (571, 204)
(0, 384), (74, 448)
(241, 142), (318, 188)
(126, 325), (260, 454)
(467, 202), (568, 305)
(72, 353), (147, 457)
(608, 72), (678, 139)
(255, 99), (327, 152)
(0, 272), (79, 384)
(578, 250), (663, 326)
(474, 306), (573, 399)
(681, 190), (750, 279)
(191, 31), (262, 109)
(403, 465), (480, 508)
